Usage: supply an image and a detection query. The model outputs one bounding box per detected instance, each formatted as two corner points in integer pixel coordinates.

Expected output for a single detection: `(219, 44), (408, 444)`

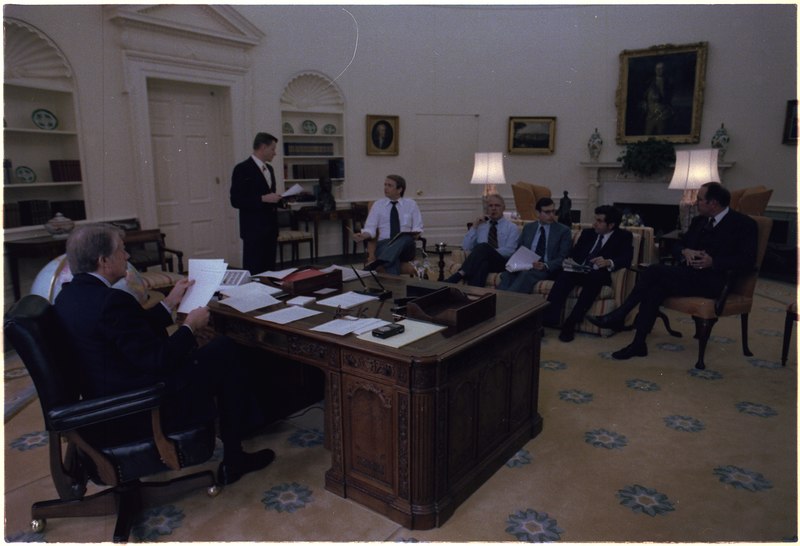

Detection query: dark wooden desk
(5, 236), (67, 301)
(210, 276), (544, 529)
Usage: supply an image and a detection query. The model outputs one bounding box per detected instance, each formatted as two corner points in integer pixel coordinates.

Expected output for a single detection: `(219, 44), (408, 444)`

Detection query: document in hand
(505, 246), (540, 273)
(562, 258), (593, 273)
(178, 259), (228, 314)
(281, 183), (304, 198)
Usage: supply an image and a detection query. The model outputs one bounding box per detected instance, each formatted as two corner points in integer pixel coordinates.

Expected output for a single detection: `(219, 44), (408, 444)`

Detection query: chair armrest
(162, 246), (185, 274)
(47, 383), (167, 432)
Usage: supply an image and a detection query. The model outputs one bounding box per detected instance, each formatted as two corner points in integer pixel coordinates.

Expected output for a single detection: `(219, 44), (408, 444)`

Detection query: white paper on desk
(322, 264), (369, 283)
(252, 268), (297, 280)
(255, 305), (321, 325)
(311, 317), (388, 336)
(218, 283), (282, 313)
(356, 319), (446, 348)
(286, 295), (315, 306)
(178, 259), (228, 314)
(317, 291), (378, 309)
(281, 183), (304, 197)
(505, 246), (540, 273)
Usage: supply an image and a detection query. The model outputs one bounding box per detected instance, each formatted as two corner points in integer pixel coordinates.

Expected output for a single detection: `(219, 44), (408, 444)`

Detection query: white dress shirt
(362, 197), (424, 241)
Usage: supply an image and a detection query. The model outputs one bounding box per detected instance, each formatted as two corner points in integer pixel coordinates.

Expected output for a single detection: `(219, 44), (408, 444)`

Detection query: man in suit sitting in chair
(587, 182), (757, 360)
(542, 205), (633, 342)
(497, 197), (572, 294)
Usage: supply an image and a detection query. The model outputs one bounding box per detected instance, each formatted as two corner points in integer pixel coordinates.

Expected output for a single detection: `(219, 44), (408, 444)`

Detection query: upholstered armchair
(730, 185), (773, 216)
(511, 182), (552, 220)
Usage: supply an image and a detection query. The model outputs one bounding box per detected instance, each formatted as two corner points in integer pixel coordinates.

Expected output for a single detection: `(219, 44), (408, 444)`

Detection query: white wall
(5, 4), (797, 248)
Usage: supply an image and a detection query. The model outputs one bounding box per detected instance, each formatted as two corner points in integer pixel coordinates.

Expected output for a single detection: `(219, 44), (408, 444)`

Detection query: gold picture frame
(366, 115), (399, 155)
(508, 117), (556, 154)
(616, 42), (708, 144)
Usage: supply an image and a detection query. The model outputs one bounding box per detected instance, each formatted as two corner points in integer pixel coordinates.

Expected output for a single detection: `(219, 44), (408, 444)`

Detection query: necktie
(534, 226), (546, 259)
(587, 234), (604, 259)
(390, 201), (400, 238)
(708, 217), (716, 228)
(488, 220), (498, 249)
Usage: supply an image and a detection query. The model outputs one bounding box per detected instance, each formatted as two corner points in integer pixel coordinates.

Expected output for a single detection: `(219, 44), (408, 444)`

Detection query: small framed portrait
(782, 100), (798, 144)
(616, 42), (708, 144)
(508, 117), (556, 154)
(366, 115), (399, 156)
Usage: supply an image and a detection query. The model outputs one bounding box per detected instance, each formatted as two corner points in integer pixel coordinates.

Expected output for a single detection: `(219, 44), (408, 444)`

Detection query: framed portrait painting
(616, 42), (708, 144)
(783, 100), (798, 144)
(366, 115), (398, 155)
(508, 117), (556, 154)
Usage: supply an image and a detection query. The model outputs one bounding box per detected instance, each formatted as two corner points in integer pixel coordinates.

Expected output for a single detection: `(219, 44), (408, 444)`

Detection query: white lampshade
(469, 152), (507, 196)
(668, 148), (721, 191)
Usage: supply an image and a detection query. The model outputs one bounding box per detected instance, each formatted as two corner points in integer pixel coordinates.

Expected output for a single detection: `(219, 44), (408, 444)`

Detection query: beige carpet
(4, 278), (797, 542)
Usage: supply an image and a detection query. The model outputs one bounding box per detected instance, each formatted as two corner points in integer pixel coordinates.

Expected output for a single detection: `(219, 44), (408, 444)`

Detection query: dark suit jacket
(571, 228), (633, 283)
(517, 221), (572, 271)
(53, 273), (197, 399)
(678, 209), (757, 279)
(230, 157), (278, 239)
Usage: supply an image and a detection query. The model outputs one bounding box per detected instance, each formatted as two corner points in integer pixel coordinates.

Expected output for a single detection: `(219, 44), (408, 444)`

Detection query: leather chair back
(4, 295), (81, 423)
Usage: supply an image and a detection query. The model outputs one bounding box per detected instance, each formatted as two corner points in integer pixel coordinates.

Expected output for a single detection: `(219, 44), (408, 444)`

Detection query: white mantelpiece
(579, 161), (735, 212)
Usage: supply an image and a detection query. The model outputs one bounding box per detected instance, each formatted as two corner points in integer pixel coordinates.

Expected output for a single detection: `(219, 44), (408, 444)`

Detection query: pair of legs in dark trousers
(449, 243), (507, 286)
(374, 233), (416, 274)
(597, 264), (725, 351)
(543, 270), (611, 330)
(242, 232), (277, 274)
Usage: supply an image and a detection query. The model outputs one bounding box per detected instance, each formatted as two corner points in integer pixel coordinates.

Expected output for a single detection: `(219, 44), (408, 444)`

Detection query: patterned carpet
(3, 278), (797, 542)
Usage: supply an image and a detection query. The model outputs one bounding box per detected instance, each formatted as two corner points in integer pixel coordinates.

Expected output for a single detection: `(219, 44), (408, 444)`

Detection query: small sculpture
(556, 191), (572, 226)
(711, 123), (730, 161)
(316, 176), (336, 212)
(44, 212), (74, 239)
(588, 128), (603, 161)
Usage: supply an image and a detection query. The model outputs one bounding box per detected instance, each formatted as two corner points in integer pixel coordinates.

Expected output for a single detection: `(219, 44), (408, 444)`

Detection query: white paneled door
(147, 79), (231, 264)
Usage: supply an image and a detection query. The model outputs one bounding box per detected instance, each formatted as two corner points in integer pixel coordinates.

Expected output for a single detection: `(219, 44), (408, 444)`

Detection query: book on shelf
(284, 142), (334, 156)
(49, 159), (82, 182)
(18, 199), (51, 226)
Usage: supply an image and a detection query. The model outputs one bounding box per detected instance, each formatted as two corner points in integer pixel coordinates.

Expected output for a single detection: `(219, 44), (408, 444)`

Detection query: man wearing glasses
(587, 182), (757, 360)
(497, 197), (571, 294)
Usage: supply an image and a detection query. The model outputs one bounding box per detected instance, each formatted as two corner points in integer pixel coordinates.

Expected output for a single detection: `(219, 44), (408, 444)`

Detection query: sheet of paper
(356, 319), (446, 348)
(281, 183), (304, 197)
(179, 259), (228, 314)
(505, 246), (540, 273)
(218, 285), (282, 313)
(287, 295), (315, 306)
(314, 287), (337, 295)
(317, 291), (379, 309)
(219, 281), (283, 299)
(310, 317), (388, 336)
(321, 264), (369, 283)
(254, 306), (321, 325)
(253, 268), (297, 279)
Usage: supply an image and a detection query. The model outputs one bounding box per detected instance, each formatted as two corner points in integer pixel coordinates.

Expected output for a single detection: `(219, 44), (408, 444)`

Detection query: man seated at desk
(497, 197), (571, 294)
(54, 223), (275, 486)
(542, 205), (633, 342)
(352, 174), (424, 275)
(445, 194), (518, 286)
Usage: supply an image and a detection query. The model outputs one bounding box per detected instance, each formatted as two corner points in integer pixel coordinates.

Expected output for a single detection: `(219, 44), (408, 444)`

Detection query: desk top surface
(210, 275), (545, 362)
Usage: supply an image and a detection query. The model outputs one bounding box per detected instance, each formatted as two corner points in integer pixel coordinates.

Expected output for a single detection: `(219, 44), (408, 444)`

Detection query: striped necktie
(488, 220), (498, 249)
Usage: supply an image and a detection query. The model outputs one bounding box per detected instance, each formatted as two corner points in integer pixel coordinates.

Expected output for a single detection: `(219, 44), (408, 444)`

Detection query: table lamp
(668, 148), (720, 232)
(469, 152), (507, 197)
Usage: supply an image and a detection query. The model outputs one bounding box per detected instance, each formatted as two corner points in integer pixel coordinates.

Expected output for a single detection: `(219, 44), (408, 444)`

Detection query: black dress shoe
(364, 259), (384, 272)
(558, 326), (575, 343)
(218, 448), (275, 485)
(444, 272), (463, 284)
(586, 314), (626, 332)
(611, 343), (648, 360)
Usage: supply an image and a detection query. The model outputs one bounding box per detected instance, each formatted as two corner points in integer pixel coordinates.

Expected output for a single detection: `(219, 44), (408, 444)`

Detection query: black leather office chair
(3, 295), (220, 542)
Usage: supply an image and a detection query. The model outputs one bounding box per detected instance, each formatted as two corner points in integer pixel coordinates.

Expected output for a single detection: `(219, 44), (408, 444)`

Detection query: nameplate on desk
(282, 268), (343, 295)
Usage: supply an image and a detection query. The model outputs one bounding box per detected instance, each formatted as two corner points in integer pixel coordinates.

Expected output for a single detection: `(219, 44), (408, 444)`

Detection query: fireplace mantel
(580, 161), (735, 212)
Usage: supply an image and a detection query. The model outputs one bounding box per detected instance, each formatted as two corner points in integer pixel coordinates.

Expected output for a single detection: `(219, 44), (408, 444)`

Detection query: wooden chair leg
(691, 316), (718, 370)
(657, 310), (682, 337)
(740, 313), (753, 357)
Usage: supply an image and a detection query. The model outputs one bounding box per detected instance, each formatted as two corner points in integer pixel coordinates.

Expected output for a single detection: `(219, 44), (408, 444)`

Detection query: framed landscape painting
(508, 117), (556, 154)
(615, 42), (708, 144)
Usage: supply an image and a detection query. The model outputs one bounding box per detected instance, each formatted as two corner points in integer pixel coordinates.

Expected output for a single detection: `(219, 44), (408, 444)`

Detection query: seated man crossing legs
(497, 197), (572, 294)
(445, 194), (518, 286)
(586, 182), (757, 360)
(542, 205), (633, 342)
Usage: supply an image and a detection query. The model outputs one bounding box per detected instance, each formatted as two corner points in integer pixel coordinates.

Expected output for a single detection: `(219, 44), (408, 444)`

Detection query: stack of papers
(311, 317), (390, 336)
(317, 292), (379, 309)
(218, 282), (284, 313)
(178, 259), (229, 314)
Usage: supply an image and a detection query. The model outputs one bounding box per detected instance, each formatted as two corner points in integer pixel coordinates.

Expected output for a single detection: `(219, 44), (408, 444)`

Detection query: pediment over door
(106, 5), (263, 67)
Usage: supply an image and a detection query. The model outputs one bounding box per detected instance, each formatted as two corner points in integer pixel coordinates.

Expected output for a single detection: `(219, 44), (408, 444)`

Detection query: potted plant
(617, 139), (675, 178)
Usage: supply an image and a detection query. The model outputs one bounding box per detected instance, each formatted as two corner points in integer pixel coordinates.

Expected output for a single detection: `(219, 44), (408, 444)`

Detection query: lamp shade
(469, 152), (507, 187)
(668, 148), (721, 191)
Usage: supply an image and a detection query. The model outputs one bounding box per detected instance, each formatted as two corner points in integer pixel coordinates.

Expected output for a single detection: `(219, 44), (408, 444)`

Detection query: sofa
(444, 224), (655, 334)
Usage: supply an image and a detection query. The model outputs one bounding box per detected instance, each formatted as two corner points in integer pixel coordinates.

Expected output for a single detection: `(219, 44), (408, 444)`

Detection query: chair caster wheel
(31, 518), (46, 533)
(207, 484), (221, 497)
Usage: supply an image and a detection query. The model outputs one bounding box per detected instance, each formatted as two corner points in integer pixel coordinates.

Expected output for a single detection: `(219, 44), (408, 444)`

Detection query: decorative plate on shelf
(323, 124), (337, 135)
(15, 166), (36, 183)
(302, 120), (317, 134)
(282, 122), (294, 134)
(31, 109), (58, 130)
